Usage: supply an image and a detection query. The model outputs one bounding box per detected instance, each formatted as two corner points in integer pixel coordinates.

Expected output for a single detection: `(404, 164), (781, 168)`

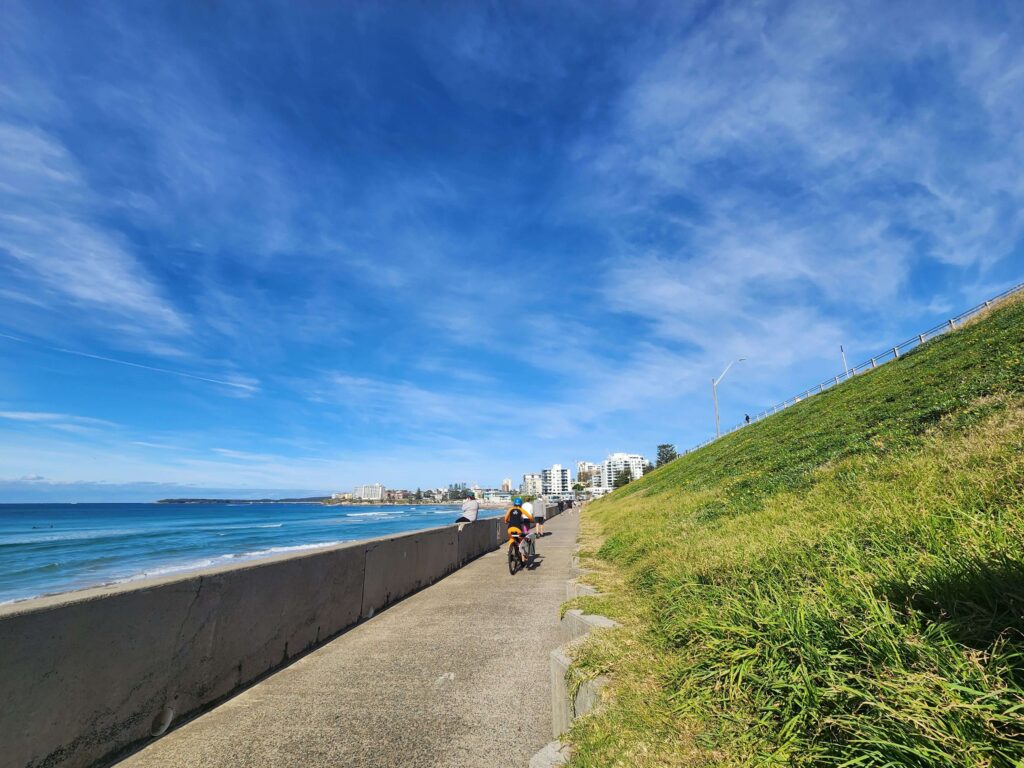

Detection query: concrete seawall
(0, 509), (561, 768)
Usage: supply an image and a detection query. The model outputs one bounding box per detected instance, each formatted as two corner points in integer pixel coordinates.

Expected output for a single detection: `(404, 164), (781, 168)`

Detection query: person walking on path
(530, 501), (546, 536)
(456, 493), (479, 523)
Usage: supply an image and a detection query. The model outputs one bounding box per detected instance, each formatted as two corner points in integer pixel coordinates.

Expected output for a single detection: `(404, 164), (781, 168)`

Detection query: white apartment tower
(353, 483), (385, 501)
(541, 464), (571, 495)
(599, 453), (647, 488)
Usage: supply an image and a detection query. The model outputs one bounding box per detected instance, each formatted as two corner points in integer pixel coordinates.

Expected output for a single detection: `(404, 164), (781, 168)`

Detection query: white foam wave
(3, 528), (147, 545)
(237, 541), (344, 558)
(194, 521), (284, 532)
(122, 540), (345, 582)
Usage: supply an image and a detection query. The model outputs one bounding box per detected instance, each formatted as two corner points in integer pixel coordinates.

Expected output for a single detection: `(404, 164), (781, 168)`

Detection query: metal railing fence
(680, 281), (1024, 457)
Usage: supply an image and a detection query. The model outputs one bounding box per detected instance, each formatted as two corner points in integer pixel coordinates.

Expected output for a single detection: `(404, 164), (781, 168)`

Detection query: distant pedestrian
(744, 413), (751, 425)
(531, 501), (546, 536)
(456, 494), (479, 523)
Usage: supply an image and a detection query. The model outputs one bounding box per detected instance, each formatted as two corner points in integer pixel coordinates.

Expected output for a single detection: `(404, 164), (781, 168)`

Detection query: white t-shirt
(521, 501), (533, 518)
(460, 498), (480, 521)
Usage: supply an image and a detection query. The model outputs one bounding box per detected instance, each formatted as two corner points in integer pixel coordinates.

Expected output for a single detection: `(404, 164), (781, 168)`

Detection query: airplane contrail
(0, 331), (259, 392)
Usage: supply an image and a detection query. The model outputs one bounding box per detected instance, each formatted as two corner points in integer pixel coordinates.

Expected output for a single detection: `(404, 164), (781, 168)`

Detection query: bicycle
(507, 531), (526, 575)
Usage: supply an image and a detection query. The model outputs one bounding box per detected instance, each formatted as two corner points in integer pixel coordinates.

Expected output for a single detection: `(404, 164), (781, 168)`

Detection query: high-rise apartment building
(541, 464), (571, 495)
(501, 478), (513, 492)
(599, 453), (647, 488)
(521, 473), (543, 496)
(353, 483), (385, 501)
(574, 461), (598, 483)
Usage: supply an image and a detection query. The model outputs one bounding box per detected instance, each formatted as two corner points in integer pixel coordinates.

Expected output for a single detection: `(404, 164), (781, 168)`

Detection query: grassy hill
(568, 294), (1024, 767)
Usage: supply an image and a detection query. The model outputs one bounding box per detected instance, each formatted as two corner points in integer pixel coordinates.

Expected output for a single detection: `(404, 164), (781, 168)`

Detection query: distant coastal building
(331, 492), (353, 501)
(589, 452), (648, 496)
(501, 478), (513, 492)
(542, 464), (571, 496)
(574, 461), (598, 483)
(521, 472), (542, 496)
(353, 483), (385, 501)
(483, 489), (513, 504)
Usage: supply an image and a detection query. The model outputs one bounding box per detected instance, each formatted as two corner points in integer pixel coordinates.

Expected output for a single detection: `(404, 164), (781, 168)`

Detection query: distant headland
(155, 497), (331, 504)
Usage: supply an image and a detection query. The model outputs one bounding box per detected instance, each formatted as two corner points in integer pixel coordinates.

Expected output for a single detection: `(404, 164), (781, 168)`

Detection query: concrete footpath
(119, 511), (579, 768)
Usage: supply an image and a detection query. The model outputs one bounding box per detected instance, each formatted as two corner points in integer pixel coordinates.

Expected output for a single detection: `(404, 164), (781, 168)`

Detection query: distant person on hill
(456, 494), (479, 523)
(745, 413), (751, 425)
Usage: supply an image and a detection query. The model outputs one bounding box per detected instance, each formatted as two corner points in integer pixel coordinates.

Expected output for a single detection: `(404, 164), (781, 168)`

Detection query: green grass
(569, 295), (1024, 767)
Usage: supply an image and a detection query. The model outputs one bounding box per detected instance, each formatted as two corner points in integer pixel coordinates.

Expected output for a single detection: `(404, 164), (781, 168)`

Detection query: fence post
(918, 334), (925, 344)
(948, 319), (956, 330)
(985, 301), (991, 308)
(818, 383), (824, 393)
(870, 358), (876, 369)
(834, 376), (840, 385)
(893, 347), (900, 359)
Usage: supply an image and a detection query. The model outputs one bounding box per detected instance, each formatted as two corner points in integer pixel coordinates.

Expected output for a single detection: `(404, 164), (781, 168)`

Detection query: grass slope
(570, 296), (1024, 767)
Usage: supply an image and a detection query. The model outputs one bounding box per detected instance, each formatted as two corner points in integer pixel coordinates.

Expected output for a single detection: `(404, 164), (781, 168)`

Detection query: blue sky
(1, 1), (1022, 502)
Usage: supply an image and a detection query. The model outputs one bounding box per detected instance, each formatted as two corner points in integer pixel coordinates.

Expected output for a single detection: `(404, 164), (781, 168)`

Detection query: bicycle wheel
(507, 544), (518, 575)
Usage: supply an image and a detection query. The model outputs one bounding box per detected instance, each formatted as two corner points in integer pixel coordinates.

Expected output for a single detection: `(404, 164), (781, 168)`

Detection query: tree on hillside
(573, 482), (584, 492)
(657, 443), (678, 467)
(643, 461), (654, 475)
(613, 468), (632, 488)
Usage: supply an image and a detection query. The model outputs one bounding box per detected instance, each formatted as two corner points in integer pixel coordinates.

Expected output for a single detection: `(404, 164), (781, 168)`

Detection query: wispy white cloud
(0, 123), (189, 337)
(211, 448), (279, 463)
(565, 0), (1024, 405)
(0, 410), (119, 436)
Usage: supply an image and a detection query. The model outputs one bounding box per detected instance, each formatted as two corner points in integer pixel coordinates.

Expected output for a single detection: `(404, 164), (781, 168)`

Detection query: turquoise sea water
(0, 502), (490, 604)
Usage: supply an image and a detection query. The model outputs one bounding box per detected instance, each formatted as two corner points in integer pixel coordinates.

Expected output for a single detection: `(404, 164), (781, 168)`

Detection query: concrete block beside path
(565, 578), (601, 600)
(574, 675), (610, 719)
(550, 647), (574, 739)
(550, 646), (612, 739)
(561, 608), (620, 643)
(530, 740), (571, 767)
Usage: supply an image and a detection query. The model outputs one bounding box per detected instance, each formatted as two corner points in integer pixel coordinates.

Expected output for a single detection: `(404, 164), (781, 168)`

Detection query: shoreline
(0, 504), (506, 606)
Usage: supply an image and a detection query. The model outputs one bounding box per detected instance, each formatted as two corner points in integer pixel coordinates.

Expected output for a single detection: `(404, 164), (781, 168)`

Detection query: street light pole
(712, 358), (746, 438)
(711, 376), (720, 438)
(841, 345), (849, 378)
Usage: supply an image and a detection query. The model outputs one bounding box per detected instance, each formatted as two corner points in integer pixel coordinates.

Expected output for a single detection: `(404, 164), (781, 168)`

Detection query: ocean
(0, 502), (491, 605)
